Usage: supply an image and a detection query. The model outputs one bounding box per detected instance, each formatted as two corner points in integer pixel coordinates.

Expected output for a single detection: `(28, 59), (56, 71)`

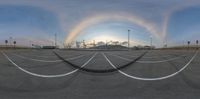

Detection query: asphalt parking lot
(0, 49), (200, 99)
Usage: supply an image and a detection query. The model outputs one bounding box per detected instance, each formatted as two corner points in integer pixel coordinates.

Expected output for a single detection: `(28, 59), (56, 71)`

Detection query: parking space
(0, 49), (199, 99)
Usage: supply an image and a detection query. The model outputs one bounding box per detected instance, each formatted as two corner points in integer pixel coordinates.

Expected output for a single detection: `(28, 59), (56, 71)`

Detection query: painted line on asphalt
(109, 53), (186, 64)
(12, 53), (86, 63)
(113, 53), (184, 59)
(103, 51), (198, 81)
(2, 51), (97, 78)
(14, 51), (83, 58)
(54, 51), (147, 73)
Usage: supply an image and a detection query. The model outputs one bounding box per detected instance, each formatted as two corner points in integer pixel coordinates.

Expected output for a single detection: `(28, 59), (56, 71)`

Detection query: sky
(0, 0), (200, 48)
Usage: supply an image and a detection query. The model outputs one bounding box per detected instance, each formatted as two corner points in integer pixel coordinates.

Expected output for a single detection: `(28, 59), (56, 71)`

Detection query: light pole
(93, 40), (96, 47)
(9, 37), (12, 47)
(128, 30), (130, 50)
(106, 40), (108, 49)
(150, 35), (152, 50)
(55, 33), (57, 48)
(83, 40), (86, 48)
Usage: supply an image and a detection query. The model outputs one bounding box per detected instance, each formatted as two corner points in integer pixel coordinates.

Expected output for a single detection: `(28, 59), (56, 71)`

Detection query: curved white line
(103, 51), (198, 81)
(109, 53), (186, 64)
(137, 55), (186, 63)
(12, 53), (86, 63)
(114, 53), (183, 59)
(143, 55), (178, 58)
(20, 54), (57, 58)
(2, 52), (97, 78)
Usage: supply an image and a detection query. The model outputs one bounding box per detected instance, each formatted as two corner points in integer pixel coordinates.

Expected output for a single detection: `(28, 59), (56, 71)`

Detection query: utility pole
(128, 30), (130, 50)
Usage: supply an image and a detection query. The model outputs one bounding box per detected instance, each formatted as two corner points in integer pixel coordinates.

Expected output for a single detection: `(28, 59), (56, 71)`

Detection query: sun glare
(91, 35), (120, 42)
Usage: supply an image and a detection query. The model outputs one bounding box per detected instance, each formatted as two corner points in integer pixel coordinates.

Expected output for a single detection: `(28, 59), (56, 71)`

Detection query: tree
(196, 40), (199, 45)
(121, 41), (128, 46)
(112, 41), (119, 45)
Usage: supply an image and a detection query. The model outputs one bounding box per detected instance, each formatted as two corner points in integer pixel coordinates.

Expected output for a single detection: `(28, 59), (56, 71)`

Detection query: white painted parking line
(137, 55), (186, 63)
(17, 54), (58, 58)
(14, 51), (85, 58)
(13, 54), (62, 62)
(102, 51), (198, 81)
(1, 51), (97, 78)
(109, 53), (186, 63)
(113, 53), (183, 59)
(13, 52), (83, 58)
(12, 53), (86, 63)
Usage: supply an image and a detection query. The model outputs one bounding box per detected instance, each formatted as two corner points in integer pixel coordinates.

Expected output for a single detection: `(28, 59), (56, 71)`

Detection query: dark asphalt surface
(0, 49), (199, 99)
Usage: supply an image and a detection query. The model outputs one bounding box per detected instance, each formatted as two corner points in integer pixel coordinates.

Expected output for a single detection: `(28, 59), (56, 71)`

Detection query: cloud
(162, 1), (200, 40)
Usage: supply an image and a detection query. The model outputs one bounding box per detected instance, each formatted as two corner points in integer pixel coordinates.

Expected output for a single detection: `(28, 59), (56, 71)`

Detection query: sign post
(196, 40), (199, 50)
(187, 41), (190, 50)
(5, 40), (8, 47)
